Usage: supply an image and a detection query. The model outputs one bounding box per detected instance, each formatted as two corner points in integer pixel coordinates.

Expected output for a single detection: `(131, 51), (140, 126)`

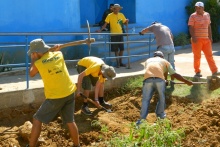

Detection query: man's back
(148, 24), (173, 46)
(144, 57), (175, 80)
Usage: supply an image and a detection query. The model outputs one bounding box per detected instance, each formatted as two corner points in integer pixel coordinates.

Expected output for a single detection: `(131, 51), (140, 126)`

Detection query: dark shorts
(77, 65), (98, 90)
(34, 92), (75, 124)
(110, 35), (124, 52)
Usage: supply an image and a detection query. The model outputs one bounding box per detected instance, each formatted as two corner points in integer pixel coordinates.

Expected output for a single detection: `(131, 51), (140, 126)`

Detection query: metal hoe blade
(80, 93), (112, 113)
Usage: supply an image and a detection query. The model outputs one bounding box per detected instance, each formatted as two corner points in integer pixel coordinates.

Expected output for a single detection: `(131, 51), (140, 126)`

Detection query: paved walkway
(0, 42), (220, 93)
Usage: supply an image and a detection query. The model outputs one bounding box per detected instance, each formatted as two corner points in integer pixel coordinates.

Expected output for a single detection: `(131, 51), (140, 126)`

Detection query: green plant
(106, 119), (185, 147)
(173, 33), (190, 47)
(185, 0), (220, 42)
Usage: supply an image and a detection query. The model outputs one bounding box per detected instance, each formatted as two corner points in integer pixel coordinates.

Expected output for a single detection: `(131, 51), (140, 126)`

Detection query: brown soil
(0, 87), (220, 147)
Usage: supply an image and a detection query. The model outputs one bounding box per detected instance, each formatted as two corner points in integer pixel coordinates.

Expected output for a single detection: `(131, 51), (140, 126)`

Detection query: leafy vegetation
(106, 119), (184, 147)
(173, 33), (190, 47)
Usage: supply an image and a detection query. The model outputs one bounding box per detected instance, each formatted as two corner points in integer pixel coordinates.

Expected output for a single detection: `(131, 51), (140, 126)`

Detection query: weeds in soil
(91, 120), (109, 141)
(106, 118), (184, 147)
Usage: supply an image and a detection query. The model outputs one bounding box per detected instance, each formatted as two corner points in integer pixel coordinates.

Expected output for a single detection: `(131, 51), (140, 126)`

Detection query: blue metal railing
(0, 32), (155, 89)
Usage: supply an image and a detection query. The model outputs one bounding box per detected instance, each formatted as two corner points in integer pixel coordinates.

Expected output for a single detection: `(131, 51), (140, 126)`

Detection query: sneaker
(212, 71), (220, 76)
(100, 101), (112, 109)
(81, 105), (92, 115)
(194, 72), (202, 77)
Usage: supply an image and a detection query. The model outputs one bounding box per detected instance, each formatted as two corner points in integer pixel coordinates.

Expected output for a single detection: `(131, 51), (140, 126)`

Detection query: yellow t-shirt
(35, 51), (76, 99)
(105, 12), (126, 34)
(77, 56), (106, 83)
(144, 57), (176, 80)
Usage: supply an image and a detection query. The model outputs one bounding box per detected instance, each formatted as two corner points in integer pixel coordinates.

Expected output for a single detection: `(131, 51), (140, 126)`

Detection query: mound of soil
(0, 88), (220, 147)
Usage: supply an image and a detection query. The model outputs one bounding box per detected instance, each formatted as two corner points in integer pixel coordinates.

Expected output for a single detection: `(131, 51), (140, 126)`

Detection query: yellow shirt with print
(77, 56), (106, 83)
(105, 12), (126, 34)
(35, 51), (76, 99)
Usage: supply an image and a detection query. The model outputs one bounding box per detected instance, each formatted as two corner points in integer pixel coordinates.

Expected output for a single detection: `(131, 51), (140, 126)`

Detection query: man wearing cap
(76, 56), (116, 115)
(139, 22), (175, 71)
(97, 4), (129, 68)
(188, 1), (220, 77)
(136, 51), (192, 125)
(27, 39), (80, 147)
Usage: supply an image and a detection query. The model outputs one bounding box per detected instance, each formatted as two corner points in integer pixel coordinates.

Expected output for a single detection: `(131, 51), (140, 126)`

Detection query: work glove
(139, 32), (144, 35)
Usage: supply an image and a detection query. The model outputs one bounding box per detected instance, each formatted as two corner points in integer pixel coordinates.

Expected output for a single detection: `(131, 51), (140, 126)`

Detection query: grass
(123, 75), (220, 100)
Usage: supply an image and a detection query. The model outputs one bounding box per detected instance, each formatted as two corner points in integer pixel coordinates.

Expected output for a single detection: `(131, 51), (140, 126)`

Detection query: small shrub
(106, 119), (185, 147)
(173, 33), (190, 47)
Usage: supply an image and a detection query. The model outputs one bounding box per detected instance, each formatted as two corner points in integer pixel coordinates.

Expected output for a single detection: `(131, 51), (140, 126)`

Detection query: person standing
(136, 51), (192, 125)
(98, 3), (114, 31)
(76, 56), (116, 115)
(97, 4), (129, 68)
(188, 1), (219, 77)
(139, 21), (175, 70)
(26, 39), (80, 147)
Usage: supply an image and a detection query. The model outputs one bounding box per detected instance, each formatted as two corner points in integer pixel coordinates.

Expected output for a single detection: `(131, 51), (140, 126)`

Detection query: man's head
(195, 1), (204, 15)
(109, 3), (114, 11)
(101, 64), (116, 80)
(113, 4), (123, 14)
(27, 39), (50, 56)
(154, 51), (164, 58)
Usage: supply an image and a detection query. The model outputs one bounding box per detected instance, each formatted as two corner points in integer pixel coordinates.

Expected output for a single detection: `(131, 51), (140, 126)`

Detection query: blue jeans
(139, 78), (166, 121)
(158, 44), (175, 70)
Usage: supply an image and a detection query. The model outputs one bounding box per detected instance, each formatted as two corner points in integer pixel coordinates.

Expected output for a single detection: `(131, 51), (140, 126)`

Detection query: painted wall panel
(136, 0), (191, 35)
(0, 0), (80, 32)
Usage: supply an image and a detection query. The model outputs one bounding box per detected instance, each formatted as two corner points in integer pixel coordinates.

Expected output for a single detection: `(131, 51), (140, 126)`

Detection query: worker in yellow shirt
(76, 56), (116, 115)
(27, 39), (80, 147)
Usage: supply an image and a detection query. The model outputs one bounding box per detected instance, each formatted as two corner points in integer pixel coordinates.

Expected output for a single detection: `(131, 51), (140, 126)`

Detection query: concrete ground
(0, 42), (220, 108)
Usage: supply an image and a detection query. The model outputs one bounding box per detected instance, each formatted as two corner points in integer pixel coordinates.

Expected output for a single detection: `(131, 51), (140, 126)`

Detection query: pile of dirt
(0, 88), (220, 147)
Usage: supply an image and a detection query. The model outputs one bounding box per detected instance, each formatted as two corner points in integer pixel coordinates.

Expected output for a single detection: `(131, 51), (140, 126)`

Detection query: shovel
(169, 75), (220, 91)
(80, 93), (112, 113)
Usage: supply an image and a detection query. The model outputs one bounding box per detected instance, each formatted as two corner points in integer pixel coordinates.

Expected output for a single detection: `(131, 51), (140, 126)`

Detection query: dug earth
(0, 88), (220, 147)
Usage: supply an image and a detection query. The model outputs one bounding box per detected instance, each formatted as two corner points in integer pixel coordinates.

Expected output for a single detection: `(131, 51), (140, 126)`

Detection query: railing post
(148, 34), (152, 58)
(126, 24), (131, 69)
(25, 36), (29, 89)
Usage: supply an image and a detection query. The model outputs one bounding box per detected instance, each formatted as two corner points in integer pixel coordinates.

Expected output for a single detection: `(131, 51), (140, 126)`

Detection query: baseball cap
(101, 64), (116, 80)
(154, 51), (164, 58)
(195, 2), (204, 7)
(27, 38), (50, 56)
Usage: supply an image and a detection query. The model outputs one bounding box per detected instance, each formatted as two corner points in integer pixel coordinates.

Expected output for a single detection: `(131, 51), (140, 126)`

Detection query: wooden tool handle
(170, 81), (206, 85)
(79, 93), (102, 109)
(49, 38), (95, 51)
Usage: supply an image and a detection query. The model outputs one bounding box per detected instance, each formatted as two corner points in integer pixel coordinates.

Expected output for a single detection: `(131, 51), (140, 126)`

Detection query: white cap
(195, 2), (204, 7)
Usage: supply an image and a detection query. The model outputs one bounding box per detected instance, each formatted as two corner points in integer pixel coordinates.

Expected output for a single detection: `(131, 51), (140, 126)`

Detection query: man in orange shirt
(188, 1), (219, 77)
